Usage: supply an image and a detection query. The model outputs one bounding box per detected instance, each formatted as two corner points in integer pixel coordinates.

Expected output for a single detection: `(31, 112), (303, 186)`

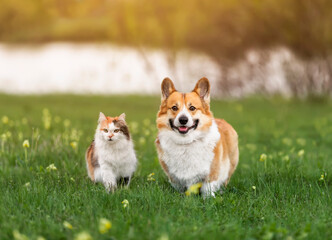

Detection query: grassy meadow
(0, 94), (331, 240)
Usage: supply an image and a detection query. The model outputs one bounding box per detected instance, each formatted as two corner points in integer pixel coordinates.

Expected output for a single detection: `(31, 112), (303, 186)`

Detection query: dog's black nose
(179, 115), (188, 125)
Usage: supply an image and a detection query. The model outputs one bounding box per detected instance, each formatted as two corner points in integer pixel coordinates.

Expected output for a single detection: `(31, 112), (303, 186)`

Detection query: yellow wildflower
(282, 155), (290, 162)
(147, 173), (155, 181)
(185, 182), (203, 196)
(74, 231), (93, 240)
(12, 230), (29, 240)
(122, 199), (129, 208)
(1, 133), (7, 142)
(2, 116), (9, 124)
(70, 141), (78, 150)
(99, 218), (112, 234)
(63, 221), (73, 230)
(46, 164), (57, 172)
(298, 149), (305, 157)
(22, 139), (30, 148)
(259, 153), (267, 162)
(252, 186), (256, 190)
(158, 234), (169, 240)
(319, 174), (325, 181)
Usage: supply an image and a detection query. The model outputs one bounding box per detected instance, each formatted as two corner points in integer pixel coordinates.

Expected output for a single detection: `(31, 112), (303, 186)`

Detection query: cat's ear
(118, 113), (126, 122)
(98, 112), (107, 123)
(161, 77), (176, 100)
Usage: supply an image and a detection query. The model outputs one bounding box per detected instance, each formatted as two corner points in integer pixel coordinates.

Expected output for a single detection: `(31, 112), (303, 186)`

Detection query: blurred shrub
(1, 0), (332, 59)
(1, 0), (332, 97)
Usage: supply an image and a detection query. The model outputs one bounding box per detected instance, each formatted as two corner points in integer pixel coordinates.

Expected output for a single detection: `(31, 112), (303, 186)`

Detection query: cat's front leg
(101, 169), (117, 192)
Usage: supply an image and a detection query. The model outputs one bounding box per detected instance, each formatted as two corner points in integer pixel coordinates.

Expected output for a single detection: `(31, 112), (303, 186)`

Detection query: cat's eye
(189, 106), (196, 111)
(171, 106), (178, 111)
(103, 129), (108, 133)
(114, 129), (120, 133)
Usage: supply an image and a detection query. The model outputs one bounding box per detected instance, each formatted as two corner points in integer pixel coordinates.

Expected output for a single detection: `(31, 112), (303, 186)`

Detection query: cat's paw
(104, 181), (117, 193)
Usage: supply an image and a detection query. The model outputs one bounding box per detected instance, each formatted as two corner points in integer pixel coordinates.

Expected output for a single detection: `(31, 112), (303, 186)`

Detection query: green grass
(0, 94), (331, 240)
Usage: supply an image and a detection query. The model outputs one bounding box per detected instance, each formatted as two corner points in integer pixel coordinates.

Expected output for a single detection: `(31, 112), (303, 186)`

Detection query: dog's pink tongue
(179, 126), (188, 132)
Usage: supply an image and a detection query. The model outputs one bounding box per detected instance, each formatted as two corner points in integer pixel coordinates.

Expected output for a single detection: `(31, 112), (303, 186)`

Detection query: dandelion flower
(70, 141), (78, 150)
(63, 221), (73, 230)
(2, 116), (9, 124)
(185, 182), (203, 196)
(282, 155), (290, 162)
(259, 153), (267, 162)
(252, 186), (256, 190)
(74, 231), (93, 240)
(122, 199), (129, 208)
(319, 174), (325, 181)
(22, 140), (30, 148)
(46, 164), (57, 172)
(147, 173), (155, 181)
(158, 234), (169, 240)
(298, 149), (305, 157)
(1, 133), (7, 142)
(12, 230), (29, 240)
(42, 108), (52, 130)
(99, 218), (112, 234)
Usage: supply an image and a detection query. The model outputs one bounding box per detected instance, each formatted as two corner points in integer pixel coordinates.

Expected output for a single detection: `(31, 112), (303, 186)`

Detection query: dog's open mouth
(169, 119), (199, 134)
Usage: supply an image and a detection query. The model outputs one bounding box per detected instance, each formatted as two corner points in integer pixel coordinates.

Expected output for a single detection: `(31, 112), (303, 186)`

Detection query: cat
(85, 112), (137, 192)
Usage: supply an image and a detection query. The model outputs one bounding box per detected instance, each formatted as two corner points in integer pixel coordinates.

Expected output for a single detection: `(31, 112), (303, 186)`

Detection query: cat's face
(97, 112), (130, 143)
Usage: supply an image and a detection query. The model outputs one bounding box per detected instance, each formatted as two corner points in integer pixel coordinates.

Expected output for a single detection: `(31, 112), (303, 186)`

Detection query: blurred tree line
(1, 0), (332, 96)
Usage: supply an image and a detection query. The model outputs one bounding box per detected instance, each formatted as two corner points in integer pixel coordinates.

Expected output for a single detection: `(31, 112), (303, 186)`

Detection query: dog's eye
(103, 129), (108, 133)
(171, 106), (178, 111)
(114, 129), (120, 133)
(189, 106), (196, 111)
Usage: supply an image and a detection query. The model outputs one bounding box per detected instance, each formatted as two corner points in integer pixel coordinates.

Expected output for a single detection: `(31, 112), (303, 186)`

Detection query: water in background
(0, 43), (322, 97)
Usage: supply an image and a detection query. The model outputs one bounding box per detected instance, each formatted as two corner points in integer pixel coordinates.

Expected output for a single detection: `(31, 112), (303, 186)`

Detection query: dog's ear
(98, 112), (107, 123)
(161, 77), (176, 100)
(193, 77), (210, 103)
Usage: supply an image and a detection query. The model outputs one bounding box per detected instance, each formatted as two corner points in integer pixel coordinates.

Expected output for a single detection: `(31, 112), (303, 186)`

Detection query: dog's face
(157, 77), (213, 135)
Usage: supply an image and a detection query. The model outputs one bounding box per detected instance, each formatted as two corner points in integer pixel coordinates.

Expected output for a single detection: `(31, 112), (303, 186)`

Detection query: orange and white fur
(155, 77), (239, 197)
(86, 112), (137, 192)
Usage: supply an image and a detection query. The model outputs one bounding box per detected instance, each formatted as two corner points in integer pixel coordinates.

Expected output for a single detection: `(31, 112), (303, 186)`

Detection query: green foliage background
(1, 0), (332, 60)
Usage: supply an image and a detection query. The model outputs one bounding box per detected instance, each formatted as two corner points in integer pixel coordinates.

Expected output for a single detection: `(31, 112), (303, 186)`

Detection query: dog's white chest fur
(159, 120), (220, 190)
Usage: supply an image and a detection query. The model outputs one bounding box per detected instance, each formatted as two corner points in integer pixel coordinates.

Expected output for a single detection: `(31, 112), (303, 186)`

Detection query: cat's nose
(108, 134), (114, 139)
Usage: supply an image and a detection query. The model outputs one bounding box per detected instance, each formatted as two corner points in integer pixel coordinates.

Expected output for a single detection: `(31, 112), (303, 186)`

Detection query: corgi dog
(155, 77), (239, 197)
(86, 112), (137, 192)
